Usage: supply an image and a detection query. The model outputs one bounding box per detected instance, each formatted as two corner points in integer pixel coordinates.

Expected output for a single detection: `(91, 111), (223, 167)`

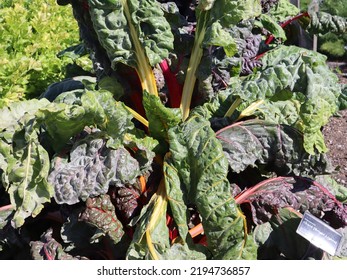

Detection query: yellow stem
(122, 0), (158, 96)
(124, 105), (149, 127)
(236, 100), (264, 120)
(180, 26), (206, 121)
(145, 178), (167, 260)
(224, 97), (242, 117)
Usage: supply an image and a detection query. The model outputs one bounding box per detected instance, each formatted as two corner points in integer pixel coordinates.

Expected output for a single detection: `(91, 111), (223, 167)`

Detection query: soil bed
(323, 61), (347, 187)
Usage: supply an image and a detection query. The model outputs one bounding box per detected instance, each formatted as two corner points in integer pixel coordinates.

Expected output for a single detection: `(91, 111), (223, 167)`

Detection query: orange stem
(139, 175), (147, 194)
(189, 223), (204, 238)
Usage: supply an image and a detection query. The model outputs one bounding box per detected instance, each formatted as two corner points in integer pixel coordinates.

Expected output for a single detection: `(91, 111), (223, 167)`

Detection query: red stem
(265, 12), (310, 45)
(159, 59), (183, 108)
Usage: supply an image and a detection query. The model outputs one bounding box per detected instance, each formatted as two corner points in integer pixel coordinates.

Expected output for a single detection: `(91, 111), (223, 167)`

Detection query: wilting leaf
(80, 194), (124, 244)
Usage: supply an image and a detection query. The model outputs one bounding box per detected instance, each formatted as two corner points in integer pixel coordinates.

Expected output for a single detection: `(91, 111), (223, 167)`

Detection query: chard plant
(0, 0), (347, 260)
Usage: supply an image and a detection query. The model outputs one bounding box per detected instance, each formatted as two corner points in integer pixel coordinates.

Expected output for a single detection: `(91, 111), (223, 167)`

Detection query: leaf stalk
(122, 0), (158, 96)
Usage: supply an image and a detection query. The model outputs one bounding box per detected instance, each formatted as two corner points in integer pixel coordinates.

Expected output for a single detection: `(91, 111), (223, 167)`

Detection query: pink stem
(0, 204), (14, 212)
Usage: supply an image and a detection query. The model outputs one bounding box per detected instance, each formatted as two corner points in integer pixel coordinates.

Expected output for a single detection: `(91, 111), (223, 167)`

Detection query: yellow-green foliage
(0, 0), (79, 106)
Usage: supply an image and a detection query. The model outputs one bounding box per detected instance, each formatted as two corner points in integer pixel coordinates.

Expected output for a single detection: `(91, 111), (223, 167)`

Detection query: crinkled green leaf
(88, 0), (173, 68)
(0, 207), (14, 230)
(163, 155), (210, 259)
(268, 0), (300, 22)
(253, 94), (301, 126)
(0, 99), (50, 130)
(81, 90), (134, 146)
(163, 156), (189, 242)
(315, 175), (347, 204)
(80, 194), (124, 244)
(221, 45), (341, 154)
(257, 14), (286, 40)
(168, 113), (256, 259)
(307, 11), (347, 35)
(49, 133), (141, 204)
(7, 135), (53, 228)
(37, 102), (91, 152)
(0, 122), (53, 227)
(203, 22), (238, 57)
(38, 90), (134, 151)
(142, 91), (181, 144)
(200, 0), (262, 27)
(216, 119), (332, 176)
(0, 100), (54, 228)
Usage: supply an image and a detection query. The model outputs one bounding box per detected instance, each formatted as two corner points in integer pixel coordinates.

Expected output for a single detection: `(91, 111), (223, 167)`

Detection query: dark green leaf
(88, 0), (174, 68)
(216, 119), (332, 176)
(168, 113), (256, 259)
(221, 45), (341, 154)
(256, 14), (286, 40)
(142, 91), (181, 144)
(307, 11), (347, 35)
(255, 208), (324, 260)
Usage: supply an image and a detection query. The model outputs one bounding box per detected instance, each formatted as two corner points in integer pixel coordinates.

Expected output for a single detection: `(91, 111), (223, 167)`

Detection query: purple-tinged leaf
(216, 119), (331, 176)
(80, 194), (124, 244)
(49, 133), (141, 205)
(113, 186), (141, 225)
(235, 176), (347, 228)
(30, 228), (88, 260)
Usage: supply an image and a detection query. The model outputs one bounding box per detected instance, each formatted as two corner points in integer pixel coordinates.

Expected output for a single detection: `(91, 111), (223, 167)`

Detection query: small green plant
(0, 0), (80, 106)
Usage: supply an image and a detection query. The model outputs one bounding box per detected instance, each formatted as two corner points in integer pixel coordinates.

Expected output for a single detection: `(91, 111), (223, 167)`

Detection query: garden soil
(323, 63), (347, 187)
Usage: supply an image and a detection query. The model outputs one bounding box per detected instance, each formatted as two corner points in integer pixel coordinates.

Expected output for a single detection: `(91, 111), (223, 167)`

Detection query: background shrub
(0, 0), (80, 106)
